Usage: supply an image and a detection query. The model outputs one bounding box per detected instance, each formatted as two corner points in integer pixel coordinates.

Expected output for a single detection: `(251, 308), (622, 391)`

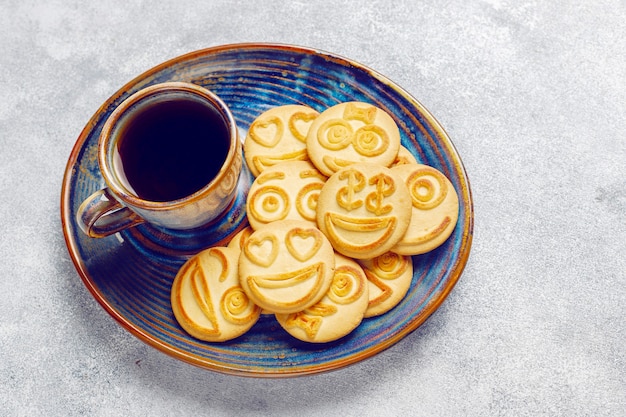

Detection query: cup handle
(76, 188), (144, 238)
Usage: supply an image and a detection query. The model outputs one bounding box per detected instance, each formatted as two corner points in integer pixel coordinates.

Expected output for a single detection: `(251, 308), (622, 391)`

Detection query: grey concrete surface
(1, 0), (625, 416)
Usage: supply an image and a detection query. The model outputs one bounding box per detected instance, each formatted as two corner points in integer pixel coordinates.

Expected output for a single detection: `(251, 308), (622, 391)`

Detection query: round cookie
(171, 246), (261, 342)
(391, 164), (459, 255)
(246, 160), (327, 229)
(244, 104), (319, 177)
(358, 251), (413, 318)
(275, 253), (369, 343)
(316, 162), (412, 259)
(238, 219), (335, 314)
(306, 101), (401, 176)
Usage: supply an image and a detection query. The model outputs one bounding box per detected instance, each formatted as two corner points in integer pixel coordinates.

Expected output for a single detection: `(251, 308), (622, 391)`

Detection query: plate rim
(60, 42), (474, 377)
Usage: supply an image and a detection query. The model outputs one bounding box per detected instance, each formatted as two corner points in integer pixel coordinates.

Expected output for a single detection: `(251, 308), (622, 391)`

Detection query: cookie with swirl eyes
(275, 253), (369, 343)
(246, 160), (327, 230)
(306, 101), (401, 176)
(391, 164), (459, 255)
(244, 105), (319, 177)
(171, 246), (261, 342)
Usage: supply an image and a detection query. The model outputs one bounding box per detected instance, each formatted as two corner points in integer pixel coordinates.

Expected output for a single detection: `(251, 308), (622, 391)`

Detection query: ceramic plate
(61, 43), (473, 377)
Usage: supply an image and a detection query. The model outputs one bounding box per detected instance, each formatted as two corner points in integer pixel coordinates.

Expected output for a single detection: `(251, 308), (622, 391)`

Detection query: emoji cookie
(246, 160), (327, 229)
(275, 253), (369, 343)
(244, 104), (319, 177)
(171, 246), (262, 342)
(391, 164), (459, 255)
(316, 162), (412, 259)
(306, 101), (401, 176)
(358, 251), (413, 318)
(238, 219), (336, 314)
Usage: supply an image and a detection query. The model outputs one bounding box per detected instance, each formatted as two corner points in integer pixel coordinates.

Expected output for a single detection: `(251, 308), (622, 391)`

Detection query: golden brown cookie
(246, 161), (327, 229)
(244, 104), (319, 177)
(358, 251), (413, 318)
(316, 162), (412, 259)
(275, 253), (369, 343)
(171, 246), (261, 342)
(238, 219), (335, 314)
(391, 164), (459, 255)
(306, 101), (401, 176)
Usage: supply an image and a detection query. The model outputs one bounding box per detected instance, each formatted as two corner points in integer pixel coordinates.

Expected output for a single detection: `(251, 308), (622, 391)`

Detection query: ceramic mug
(77, 82), (242, 238)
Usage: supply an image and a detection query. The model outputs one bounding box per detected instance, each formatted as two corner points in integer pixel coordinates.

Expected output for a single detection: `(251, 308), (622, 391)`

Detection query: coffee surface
(117, 97), (229, 202)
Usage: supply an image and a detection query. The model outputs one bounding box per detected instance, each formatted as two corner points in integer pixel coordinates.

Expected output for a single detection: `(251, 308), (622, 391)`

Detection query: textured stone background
(1, 0), (625, 416)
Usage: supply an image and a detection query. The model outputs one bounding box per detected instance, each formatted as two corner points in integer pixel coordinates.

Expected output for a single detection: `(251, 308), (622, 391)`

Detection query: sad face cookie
(246, 161), (327, 229)
(244, 105), (319, 177)
(238, 220), (335, 314)
(306, 102), (401, 176)
(316, 162), (412, 259)
(275, 253), (369, 343)
(391, 164), (459, 255)
(171, 246), (261, 342)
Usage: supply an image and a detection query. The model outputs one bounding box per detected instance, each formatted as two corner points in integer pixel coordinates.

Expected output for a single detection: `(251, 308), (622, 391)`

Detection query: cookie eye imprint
(391, 164), (459, 255)
(220, 286), (259, 325)
(316, 119), (353, 150)
(295, 182), (324, 222)
(248, 180), (291, 225)
(352, 125), (389, 157)
(306, 101), (401, 177)
(170, 246), (261, 342)
(246, 161), (327, 229)
(244, 105), (319, 177)
(316, 162), (412, 259)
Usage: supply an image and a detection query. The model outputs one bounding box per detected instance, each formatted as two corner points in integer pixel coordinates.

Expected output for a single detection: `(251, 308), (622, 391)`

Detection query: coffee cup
(77, 82), (242, 238)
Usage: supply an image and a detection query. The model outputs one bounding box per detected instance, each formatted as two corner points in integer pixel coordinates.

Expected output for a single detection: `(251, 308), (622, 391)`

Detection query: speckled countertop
(1, 1), (624, 416)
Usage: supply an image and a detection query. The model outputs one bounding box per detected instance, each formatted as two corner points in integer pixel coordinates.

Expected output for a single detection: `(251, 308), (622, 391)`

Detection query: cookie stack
(171, 102), (459, 344)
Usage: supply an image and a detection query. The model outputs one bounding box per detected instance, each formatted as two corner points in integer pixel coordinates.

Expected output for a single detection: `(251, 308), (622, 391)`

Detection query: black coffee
(116, 96), (230, 202)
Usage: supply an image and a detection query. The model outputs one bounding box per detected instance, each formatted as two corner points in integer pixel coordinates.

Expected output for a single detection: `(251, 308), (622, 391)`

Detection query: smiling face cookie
(275, 253), (369, 343)
(306, 101), (401, 176)
(316, 162), (412, 259)
(238, 219), (335, 314)
(358, 251), (413, 318)
(246, 161), (327, 229)
(244, 105), (319, 177)
(171, 246), (261, 342)
(391, 164), (459, 255)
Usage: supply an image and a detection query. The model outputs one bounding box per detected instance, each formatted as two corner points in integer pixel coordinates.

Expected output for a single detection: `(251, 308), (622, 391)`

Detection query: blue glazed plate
(61, 43), (473, 377)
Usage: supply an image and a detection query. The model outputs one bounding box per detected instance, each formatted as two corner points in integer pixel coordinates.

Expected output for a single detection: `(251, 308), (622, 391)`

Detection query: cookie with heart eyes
(246, 160), (327, 229)
(275, 253), (369, 343)
(390, 163), (459, 255)
(171, 246), (262, 342)
(244, 104), (319, 177)
(238, 219), (336, 314)
(306, 101), (401, 176)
